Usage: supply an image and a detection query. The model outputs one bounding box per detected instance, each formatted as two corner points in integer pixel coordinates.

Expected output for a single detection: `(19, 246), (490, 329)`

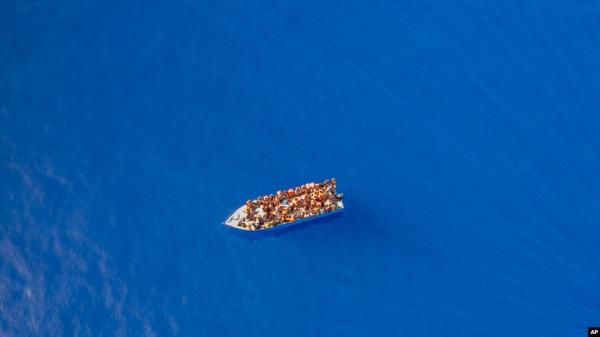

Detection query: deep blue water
(2, 1), (600, 336)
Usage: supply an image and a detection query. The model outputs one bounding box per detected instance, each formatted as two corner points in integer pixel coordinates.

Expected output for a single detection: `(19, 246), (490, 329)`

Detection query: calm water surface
(2, 1), (600, 336)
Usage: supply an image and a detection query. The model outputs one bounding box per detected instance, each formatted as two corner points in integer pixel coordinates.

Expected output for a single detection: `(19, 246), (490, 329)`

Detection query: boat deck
(224, 200), (344, 231)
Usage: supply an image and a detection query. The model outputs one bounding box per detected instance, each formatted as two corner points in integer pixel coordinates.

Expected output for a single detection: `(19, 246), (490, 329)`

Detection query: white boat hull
(224, 201), (344, 232)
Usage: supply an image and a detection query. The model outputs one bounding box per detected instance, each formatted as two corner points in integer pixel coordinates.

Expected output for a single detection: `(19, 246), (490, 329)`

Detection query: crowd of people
(239, 178), (343, 230)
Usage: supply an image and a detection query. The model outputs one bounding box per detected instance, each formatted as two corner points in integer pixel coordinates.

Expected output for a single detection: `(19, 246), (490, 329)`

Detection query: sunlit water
(2, 1), (600, 336)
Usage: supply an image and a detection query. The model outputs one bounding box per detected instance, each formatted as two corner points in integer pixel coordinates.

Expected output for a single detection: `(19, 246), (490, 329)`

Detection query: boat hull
(224, 201), (344, 232)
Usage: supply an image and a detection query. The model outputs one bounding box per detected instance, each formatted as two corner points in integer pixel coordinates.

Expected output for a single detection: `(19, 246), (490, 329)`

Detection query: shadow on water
(325, 198), (382, 240)
(226, 196), (376, 242)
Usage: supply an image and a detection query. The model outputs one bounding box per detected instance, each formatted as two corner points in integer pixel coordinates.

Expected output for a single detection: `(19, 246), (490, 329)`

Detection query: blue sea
(2, 1), (600, 336)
